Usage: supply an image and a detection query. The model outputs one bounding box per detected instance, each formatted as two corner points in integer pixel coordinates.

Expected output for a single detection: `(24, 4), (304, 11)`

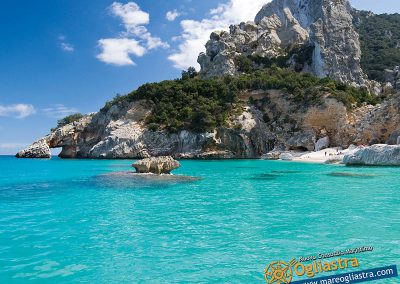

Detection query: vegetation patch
(249, 44), (314, 72)
(51, 113), (83, 132)
(99, 67), (378, 133)
(353, 11), (400, 82)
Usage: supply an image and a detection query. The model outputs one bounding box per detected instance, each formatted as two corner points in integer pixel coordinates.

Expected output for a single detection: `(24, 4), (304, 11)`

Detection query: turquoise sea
(0, 156), (399, 283)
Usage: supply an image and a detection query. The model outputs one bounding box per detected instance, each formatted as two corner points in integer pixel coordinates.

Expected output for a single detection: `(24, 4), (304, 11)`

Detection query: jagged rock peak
(198, 0), (366, 85)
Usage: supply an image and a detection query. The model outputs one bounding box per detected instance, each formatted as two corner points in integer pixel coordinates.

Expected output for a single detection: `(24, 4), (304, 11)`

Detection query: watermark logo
(263, 247), (398, 284)
(264, 259), (297, 284)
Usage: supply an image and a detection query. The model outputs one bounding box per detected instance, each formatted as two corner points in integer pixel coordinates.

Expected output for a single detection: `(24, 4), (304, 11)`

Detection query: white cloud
(97, 2), (168, 66)
(61, 42), (75, 52)
(59, 35), (75, 52)
(168, 0), (269, 70)
(42, 104), (79, 119)
(110, 2), (169, 50)
(0, 104), (36, 119)
(166, 10), (181, 21)
(97, 38), (146, 66)
(111, 2), (149, 28)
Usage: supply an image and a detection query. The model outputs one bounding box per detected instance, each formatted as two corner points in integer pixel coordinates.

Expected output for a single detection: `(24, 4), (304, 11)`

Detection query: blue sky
(0, 0), (399, 155)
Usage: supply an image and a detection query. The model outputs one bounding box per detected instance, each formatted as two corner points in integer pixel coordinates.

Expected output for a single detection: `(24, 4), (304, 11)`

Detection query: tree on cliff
(51, 113), (84, 132)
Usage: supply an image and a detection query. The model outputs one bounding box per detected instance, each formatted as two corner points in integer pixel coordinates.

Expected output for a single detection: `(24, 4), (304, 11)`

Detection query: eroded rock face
(198, 0), (366, 85)
(287, 130), (316, 151)
(384, 66), (400, 90)
(343, 144), (400, 166)
(315, 136), (330, 151)
(386, 130), (400, 145)
(132, 156), (180, 174)
(16, 139), (51, 158)
(17, 91), (400, 160)
(16, 100), (274, 159)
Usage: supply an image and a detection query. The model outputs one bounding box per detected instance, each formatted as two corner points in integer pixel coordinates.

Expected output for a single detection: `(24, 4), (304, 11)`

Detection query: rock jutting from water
(343, 144), (400, 166)
(132, 156), (180, 174)
(15, 139), (51, 159)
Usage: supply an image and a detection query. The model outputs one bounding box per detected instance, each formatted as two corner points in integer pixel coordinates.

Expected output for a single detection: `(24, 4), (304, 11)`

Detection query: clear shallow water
(0, 156), (399, 283)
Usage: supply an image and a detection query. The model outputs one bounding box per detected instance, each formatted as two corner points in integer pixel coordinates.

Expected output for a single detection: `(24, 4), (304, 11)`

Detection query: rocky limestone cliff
(16, 91), (400, 159)
(16, 99), (272, 159)
(15, 0), (400, 160)
(198, 0), (366, 85)
(15, 139), (51, 158)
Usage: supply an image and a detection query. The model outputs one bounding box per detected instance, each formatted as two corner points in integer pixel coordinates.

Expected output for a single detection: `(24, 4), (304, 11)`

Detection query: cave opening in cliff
(289, 146), (309, 152)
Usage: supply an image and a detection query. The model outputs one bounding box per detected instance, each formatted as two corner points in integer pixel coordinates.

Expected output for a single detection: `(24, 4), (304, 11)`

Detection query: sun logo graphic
(264, 258), (298, 284)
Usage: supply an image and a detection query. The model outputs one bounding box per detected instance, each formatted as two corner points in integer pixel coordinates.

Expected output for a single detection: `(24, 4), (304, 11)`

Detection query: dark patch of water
(94, 171), (202, 189)
(327, 172), (379, 178)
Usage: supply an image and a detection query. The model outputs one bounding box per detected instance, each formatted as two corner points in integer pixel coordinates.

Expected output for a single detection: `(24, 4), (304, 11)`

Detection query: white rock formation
(280, 152), (294, 161)
(315, 136), (330, 151)
(15, 139), (51, 158)
(132, 156), (180, 174)
(343, 144), (400, 166)
(198, 0), (366, 85)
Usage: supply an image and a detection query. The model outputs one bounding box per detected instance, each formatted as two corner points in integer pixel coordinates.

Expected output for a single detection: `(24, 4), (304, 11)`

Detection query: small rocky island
(132, 156), (180, 174)
(98, 156), (200, 184)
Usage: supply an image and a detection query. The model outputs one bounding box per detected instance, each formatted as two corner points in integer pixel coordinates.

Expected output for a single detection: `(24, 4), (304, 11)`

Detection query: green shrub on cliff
(353, 11), (400, 82)
(129, 77), (233, 132)
(51, 113), (84, 132)
(100, 67), (378, 133)
(241, 44), (314, 72)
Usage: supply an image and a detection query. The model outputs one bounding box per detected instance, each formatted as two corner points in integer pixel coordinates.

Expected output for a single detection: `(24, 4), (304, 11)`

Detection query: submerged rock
(327, 172), (378, 178)
(343, 144), (400, 166)
(132, 156), (180, 174)
(249, 173), (280, 181)
(96, 171), (201, 188)
(15, 139), (51, 158)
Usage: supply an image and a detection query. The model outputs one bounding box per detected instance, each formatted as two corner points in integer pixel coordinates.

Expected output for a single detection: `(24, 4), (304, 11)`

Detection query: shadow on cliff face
(94, 171), (201, 189)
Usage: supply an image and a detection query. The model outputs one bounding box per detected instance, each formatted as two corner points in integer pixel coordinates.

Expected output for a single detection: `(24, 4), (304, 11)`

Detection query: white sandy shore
(290, 147), (355, 164)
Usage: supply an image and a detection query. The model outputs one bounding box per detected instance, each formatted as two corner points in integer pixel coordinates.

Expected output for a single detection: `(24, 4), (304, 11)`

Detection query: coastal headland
(16, 0), (400, 166)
